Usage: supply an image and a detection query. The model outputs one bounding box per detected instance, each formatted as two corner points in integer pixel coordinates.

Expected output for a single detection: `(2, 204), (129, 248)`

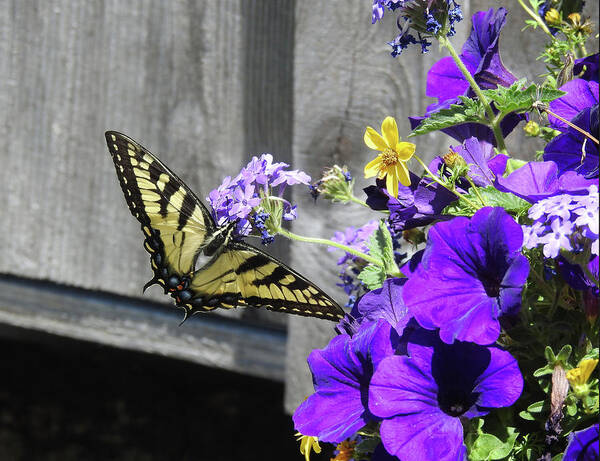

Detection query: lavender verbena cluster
(372, 0), (463, 56)
(523, 185), (599, 258)
(207, 154), (310, 243)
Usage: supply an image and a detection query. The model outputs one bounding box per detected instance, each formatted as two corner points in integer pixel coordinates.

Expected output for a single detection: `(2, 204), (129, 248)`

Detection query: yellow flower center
(380, 148), (400, 166)
(331, 440), (357, 461)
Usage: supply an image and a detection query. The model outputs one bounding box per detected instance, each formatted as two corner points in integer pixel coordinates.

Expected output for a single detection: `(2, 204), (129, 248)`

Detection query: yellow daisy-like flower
(296, 433), (321, 461)
(364, 116), (415, 198)
(566, 358), (598, 388)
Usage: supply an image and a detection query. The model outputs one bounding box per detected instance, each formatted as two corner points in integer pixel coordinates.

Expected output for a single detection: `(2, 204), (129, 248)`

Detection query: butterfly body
(105, 131), (344, 321)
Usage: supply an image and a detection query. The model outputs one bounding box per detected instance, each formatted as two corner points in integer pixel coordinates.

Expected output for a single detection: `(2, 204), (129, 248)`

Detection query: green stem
(349, 195), (371, 209)
(529, 265), (556, 301)
(465, 177), (487, 206)
(413, 155), (480, 211)
(516, 0), (554, 37)
(438, 35), (508, 154)
(275, 226), (385, 269)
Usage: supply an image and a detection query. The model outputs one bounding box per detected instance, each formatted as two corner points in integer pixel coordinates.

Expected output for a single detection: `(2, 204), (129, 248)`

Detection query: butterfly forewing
(105, 131), (214, 275)
(105, 131), (345, 321)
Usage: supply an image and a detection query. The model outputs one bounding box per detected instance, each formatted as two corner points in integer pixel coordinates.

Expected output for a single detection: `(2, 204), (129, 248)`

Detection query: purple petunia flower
(428, 8), (515, 101)
(293, 319), (398, 443)
(409, 8), (523, 144)
(563, 424), (599, 461)
(403, 207), (530, 345)
(364, 170), (457, 233)
(574, 53), (599, 83)
(557, 255), (599, 297)
(353, 278), (412, 334)
(369, 329), (523, 460)
(548, 79), (599, 132)
(494, 160), (596, 203)
(544, 103), (599, 179)
(451, 137), (496, 186)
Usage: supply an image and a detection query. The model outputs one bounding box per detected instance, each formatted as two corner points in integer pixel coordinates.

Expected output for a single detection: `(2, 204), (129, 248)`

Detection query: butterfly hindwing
(186, 242), (344, 320)
(105, 131), (344, 321)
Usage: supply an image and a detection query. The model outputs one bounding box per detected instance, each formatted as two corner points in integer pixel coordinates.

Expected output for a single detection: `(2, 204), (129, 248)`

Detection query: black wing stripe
(178, 193), (198, 230)
(235, 254), (270, 275)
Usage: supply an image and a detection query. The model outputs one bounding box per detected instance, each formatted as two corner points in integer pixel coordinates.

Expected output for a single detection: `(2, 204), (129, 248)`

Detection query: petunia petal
(381, 117), (399, 148)
(364, 156), (383, 178)
(364, 127), (388, 151)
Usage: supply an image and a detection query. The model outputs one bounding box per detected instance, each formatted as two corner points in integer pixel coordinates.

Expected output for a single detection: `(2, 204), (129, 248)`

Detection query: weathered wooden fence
(1, 0), (597, 414)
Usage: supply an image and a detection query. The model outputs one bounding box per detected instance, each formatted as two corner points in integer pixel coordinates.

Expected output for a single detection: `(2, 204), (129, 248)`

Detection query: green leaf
(366, 220), (398, 274)
(469, 428), (518, 460)
(409, 97), (485, 137)
(526, 401), (545, 414)
(519, 410), (536, 421)
(481, 80), (565, 116)
(357, 265), (385, 290)
(477, 187), (531, 214)
(441, 187), (531, 218)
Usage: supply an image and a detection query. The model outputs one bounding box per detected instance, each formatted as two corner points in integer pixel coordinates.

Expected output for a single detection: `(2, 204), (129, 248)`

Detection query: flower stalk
(413, 154), (481, 210)
(275, 226), (386, 270)
(438, 35), (508, 154)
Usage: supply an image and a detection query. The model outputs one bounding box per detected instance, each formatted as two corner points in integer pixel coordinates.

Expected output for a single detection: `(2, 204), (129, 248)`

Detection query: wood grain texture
(0, 0), (298, 328)
(0, 275), (286, 381)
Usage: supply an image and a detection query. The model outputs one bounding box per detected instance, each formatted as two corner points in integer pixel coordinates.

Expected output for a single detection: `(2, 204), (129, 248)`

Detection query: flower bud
(442, 149), (470, 179)
(524, 120), (541, 137)
(312, 165), (355, 203)
(544, 8), (561, 26)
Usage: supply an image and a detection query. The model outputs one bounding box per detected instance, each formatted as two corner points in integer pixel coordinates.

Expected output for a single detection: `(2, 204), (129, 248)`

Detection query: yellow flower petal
(396, 162), (411, 186)
(385, 169), (399, 198)
(296, 434), (321, 461)
(364, 126), (388, 151)
(364, 156), (383, 178)
(567, 359), (598, 386)
(381, 116), (399, 149)
(395, 141), (416, 161)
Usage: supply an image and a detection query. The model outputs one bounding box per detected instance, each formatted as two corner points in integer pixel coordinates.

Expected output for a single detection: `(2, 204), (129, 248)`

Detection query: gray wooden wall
(1, 0), (597, 414)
